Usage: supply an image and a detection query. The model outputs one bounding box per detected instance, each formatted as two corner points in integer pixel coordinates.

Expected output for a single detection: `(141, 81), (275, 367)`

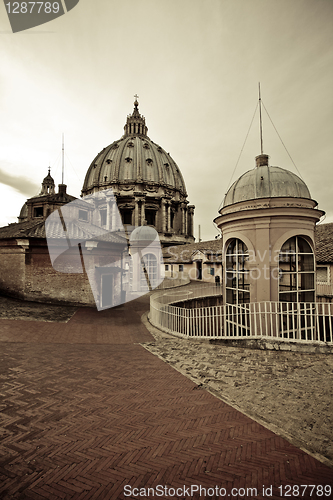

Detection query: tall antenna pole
(258, 83), (264, 154)
(62, 133), (64, 184)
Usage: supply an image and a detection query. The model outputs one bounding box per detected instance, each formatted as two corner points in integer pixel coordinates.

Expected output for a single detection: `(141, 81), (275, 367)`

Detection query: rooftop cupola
(123, 95), (148, 137)
(40, 168), (55, 195)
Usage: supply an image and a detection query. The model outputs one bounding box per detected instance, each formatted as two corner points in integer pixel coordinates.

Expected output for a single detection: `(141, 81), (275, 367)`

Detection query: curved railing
(149, 283), (333, 343)
(150, 283), (223, 337)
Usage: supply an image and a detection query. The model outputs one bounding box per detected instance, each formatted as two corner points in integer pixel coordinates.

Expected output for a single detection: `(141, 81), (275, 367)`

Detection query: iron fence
(150, 285), (333, 343)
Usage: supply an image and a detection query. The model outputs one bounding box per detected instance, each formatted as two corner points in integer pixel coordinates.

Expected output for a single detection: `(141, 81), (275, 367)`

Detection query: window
(145, 209), (156, 226)
(225, 239), (250, 305)
(100, 209), (107, 226)
(165, 264), (169, 271)
(210, 267), (215, 276)
(170, 211), (175, 229)
(317, 266), (328, 283)
(121, 209), (132, 225)
(34, 206), (43, 217)
(79, 210), (88, 221)
(141, 254), (158, 289)
(179, 264), (183, 272)
(279, 236), (315, 303)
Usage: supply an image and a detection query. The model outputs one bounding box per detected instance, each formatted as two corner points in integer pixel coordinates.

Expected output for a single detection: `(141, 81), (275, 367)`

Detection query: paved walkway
(0, 297), (332, 499)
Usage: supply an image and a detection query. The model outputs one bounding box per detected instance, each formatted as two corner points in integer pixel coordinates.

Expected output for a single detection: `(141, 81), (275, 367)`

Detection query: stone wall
(0, 239), (95, 306)
(0, 242), (26, 299)
(26, 247), (95, 306)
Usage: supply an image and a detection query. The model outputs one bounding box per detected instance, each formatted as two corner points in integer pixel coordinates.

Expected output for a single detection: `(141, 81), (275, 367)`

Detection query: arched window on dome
(225, 239), (250, 305)
(279, 236), (315, 303)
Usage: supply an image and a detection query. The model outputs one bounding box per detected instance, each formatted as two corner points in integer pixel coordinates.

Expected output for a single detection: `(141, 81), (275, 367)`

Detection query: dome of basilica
(82, 134), (186, 195)
(81, 98), (195, 247)
(223, 154), (311, 207)
(82, 99), (186, 197)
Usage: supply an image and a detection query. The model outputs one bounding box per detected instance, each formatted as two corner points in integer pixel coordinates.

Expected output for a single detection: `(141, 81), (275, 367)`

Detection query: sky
(0, 0), (332, 242)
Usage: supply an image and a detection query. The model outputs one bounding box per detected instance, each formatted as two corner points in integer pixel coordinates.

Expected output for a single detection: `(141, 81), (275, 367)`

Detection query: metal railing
(150, 283), (222, 337)
(150, 285), (333, 343)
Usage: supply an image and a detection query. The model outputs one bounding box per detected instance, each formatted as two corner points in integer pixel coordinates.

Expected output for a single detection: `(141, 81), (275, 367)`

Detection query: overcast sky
(0, 0), (332, 241)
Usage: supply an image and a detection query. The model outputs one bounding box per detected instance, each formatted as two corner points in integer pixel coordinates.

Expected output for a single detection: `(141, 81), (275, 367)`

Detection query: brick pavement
(0, 296), (332, 499)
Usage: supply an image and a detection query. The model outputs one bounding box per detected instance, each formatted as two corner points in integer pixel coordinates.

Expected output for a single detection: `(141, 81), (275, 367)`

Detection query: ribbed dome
(223, 154), (311, 207)
(82, 100), (187, 196)
(82, 135), (186, 195)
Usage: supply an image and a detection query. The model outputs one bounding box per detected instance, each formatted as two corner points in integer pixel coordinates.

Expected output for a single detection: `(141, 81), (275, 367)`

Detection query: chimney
(58, 184), (67, 194)
(255, 154), (269, 168)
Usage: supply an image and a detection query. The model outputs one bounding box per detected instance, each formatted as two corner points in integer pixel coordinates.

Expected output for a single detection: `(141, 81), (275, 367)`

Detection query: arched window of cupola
(279, 236), (315, 303)
(225, 238), (250, 305)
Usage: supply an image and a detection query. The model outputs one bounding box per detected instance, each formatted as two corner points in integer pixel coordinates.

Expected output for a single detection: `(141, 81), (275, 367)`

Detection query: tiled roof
(28, 192), (76, 204)
(315, 222), (333, 263)
(0, 220), (45, 239)
(0, 219), (126, 245)
(45, 220), (107, 241)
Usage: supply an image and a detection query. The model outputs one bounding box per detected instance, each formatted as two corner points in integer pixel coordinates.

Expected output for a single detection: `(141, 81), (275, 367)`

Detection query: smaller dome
(40, 168), (55, 196)
(130, 226), (159, 243)
(223, 154), (311, 207)
(18, 202), (28, 221)
(43, 172), (54, 184)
